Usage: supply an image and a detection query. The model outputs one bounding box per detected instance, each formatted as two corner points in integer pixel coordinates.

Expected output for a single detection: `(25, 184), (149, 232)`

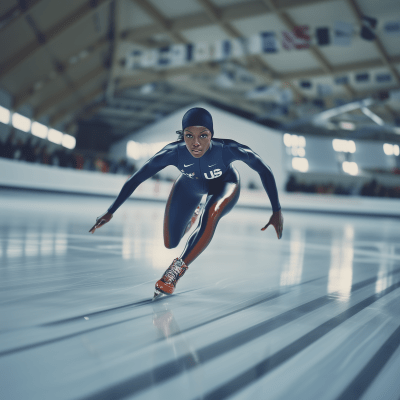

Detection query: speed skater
(89, 107), (284, 299)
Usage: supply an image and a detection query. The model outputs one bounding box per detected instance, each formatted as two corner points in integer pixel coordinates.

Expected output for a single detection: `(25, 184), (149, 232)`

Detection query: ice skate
(154, 258), (188, 297)
(184, 205), (201, 234)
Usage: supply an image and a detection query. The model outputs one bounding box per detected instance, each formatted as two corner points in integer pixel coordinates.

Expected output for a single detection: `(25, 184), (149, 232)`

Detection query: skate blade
(152, 291), (164, 301)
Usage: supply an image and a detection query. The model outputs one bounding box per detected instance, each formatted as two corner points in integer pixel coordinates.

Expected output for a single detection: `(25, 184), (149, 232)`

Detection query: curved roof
(1, 0), (399, 147)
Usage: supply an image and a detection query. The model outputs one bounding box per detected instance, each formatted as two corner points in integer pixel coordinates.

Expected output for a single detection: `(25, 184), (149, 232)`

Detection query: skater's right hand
(89, 212), (113, 234)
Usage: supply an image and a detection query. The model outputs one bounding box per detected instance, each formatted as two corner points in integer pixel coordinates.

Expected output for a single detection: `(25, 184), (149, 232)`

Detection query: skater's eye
(185, 133), (193, 138)
(200, 134), (208, 138)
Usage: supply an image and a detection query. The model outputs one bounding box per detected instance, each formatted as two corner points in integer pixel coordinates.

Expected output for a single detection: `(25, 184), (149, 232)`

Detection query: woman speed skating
(89, 107), (284, 299)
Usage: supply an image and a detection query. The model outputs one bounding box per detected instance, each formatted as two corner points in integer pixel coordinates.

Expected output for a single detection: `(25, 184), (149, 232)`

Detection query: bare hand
(89, 212), (113, 234)
(261, 210), (283, 239)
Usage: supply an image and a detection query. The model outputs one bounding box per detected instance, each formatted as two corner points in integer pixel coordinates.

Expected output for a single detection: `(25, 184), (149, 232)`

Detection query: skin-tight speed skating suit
(108, 138), (281, 266)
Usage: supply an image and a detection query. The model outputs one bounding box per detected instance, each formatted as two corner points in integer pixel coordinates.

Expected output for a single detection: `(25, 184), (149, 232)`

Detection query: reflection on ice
(280, 227), (304, 287)
(328, 224), (354, 301)
(375, 243), (395, 293)
(25, 231), (39, 257)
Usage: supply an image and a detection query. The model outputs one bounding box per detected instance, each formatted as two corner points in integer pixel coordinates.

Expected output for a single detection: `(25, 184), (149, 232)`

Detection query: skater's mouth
(191, 148), (203, 156)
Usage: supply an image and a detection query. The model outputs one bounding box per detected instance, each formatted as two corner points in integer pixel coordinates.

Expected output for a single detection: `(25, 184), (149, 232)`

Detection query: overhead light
(48, 128), (63, 144)
(283, 133), (292, 147)
(283, 133), (306, 148)
(361, 107), (385, 126)
(384, 143), (400, 156)
(383, 143), (393, 155)
(0, 105), (10, 124)
(12, 112), (31, 132)
(332, 139), (356, 153)
(297, 147), (306, 157)
(342, 161), (358, 175)
(339, 121), (356, 130)
(31, 121), (48, 138)
(62, 134), (76, 149)
(292, 157), (309, 172)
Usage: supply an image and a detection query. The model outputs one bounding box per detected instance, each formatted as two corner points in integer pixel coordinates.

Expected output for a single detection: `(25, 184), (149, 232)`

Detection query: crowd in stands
(3, 134), (400, 199)
(0, 133), (136, 176)
(286, 175), (400, 199)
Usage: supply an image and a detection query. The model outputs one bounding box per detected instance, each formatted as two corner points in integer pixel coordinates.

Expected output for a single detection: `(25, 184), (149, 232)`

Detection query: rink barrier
(1, 158), (400, 218)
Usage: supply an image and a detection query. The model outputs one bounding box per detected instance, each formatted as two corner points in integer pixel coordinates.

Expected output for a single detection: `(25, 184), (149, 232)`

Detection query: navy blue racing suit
(108, 138), (281, 265)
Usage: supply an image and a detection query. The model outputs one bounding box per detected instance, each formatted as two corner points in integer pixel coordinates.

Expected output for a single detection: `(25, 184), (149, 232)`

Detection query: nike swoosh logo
(184, 163), (194, 167)
(208, 163), (217, 167)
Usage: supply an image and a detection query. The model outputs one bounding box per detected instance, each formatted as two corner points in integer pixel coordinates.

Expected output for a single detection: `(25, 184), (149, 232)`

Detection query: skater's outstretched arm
(89, 143), (178, 233)
(224, 141), (283, 239)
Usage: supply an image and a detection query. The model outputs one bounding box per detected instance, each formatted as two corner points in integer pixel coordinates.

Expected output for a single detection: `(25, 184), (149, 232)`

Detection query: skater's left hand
(89, 212), (113, 234)
(261, 210), (283, 239)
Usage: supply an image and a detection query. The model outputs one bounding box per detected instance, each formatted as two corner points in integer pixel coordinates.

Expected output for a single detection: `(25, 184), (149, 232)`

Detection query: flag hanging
(193, 42), (211, 62)
(158, 47), (171, 67)
(316, 27), (330, 46)
(140, 50), (158, 68)
(333, 21), (353, 46)
(126, 50), (142, 69)
(376, 73), (392, 83)
(360, 16), (378, 41)
(317, 84), (333, 97)
(300, 81), (312, 88)
(335, 76), (349, 85)
(260, 32), (278, 53)
(248, 34), (262, 54)
(169, 44), (187, 67)
(355, 72), (370, 82)
(282, 26), (310, 50)
(383, 21), (400, 35)
(211, 40), (231, 61)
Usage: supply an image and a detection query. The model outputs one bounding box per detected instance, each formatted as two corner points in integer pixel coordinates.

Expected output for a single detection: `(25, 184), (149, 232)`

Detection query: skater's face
(184, 126), (212, 158)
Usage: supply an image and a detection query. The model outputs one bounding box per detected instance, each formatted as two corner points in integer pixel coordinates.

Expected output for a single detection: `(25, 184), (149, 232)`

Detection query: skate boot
(153, 258), (188, 299)
(184, 205), (201, 234)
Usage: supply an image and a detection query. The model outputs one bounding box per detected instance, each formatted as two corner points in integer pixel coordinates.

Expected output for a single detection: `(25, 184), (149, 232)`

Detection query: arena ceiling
(1, 0), (399, 150)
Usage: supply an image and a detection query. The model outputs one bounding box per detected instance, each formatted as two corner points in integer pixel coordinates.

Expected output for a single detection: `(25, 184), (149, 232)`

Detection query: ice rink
(1, 188), (400, 400)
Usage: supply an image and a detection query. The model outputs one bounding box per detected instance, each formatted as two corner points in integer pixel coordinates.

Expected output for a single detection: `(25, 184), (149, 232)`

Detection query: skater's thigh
(204, 180), (240, 221)
(164, 176), (203, 248)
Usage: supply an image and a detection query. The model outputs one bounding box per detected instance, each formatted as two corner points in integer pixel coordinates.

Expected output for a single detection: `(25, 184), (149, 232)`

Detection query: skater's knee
(164, 237), (179, 249)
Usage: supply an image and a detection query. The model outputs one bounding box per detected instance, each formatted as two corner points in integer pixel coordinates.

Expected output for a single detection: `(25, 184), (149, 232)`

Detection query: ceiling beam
(49, 86), (106, 127)
(281, 55), (400, 80)
(14, 38), (108, 109)
(0, 0), (42, 33)
(261, 0), (356, 97)
(48, 65), (212, 126)
(346, 0), (400, 84)
(35, 65), (106, 119)
(0, 0), (111, 79)
(196, 0), (276, 84)
(116, 62), (221, 92)
(105, 0), (121, 100)
(168, 75), (264, 115)
(123, 0), (338, 42)
(131, 0), (188, 43)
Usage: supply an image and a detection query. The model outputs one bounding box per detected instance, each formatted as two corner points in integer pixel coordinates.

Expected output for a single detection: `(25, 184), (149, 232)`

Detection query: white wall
(2, 158), (400, 217)
(110, 102), (286, 191)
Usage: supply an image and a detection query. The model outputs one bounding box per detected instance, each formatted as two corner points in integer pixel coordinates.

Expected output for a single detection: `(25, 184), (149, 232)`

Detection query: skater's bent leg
(180, 181), (240, 265)
(163, 175), (203, 249)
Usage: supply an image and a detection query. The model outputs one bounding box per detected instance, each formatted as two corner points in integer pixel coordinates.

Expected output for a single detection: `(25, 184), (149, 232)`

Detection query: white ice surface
(0, 189), (400, 400)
